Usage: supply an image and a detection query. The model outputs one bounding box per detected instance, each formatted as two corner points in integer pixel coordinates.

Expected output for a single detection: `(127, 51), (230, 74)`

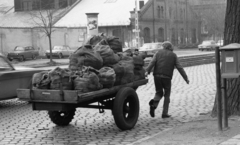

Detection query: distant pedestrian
(145, 41), (189, 118)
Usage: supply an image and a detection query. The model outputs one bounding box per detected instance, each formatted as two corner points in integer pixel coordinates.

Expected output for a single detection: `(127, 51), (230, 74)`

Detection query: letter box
(220, 43), (240, 78)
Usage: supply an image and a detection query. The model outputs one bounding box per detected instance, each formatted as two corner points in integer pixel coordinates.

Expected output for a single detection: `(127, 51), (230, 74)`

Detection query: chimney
(139, 0), (144, 9)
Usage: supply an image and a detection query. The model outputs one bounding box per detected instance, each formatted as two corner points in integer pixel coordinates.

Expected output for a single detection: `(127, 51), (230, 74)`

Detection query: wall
(0, 27), (86, 56)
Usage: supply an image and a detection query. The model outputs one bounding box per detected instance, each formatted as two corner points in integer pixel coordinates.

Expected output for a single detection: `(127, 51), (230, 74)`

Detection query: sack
(98, 67), (116, 88)
(49, 67), (73, 90)
(69, 45), (103, 70)
(106, 36), (123, 53)
(133, 55), (145, 70)
(94, 45), (120, 66)
(74, 68), (102, 93)
(111, 56), (134, 85)
(32, 71), (51, 89)
(134, 68), (145, 81)
(85, 33), (106, 46)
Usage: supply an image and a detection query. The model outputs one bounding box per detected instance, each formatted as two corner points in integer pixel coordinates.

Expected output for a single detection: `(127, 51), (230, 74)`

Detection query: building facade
(190, 0), (226, 42)
(0, 0), (202, 56)
(130, 0), (201, 47)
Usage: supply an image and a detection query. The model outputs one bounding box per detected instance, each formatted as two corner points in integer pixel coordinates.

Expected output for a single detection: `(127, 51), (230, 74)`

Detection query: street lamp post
(135, 0), (140, 49)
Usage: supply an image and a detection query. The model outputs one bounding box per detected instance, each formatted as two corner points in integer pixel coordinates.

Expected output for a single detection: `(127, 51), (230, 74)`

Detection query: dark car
(7, 46), (39, 61)
(0, 53), (45, 101)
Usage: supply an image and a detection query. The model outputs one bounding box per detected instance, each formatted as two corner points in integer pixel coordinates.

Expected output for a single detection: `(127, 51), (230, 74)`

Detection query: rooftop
(54, 0), (136, 27)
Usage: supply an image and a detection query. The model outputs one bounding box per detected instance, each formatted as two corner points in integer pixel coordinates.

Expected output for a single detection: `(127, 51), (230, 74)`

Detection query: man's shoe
(162, 114), (171, 118)
(149, 100), (155, 118)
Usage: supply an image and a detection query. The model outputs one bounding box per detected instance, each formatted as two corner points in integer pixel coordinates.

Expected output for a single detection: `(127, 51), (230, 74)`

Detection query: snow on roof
(54, 0), (136, 27)
(0, 8), (67, 28)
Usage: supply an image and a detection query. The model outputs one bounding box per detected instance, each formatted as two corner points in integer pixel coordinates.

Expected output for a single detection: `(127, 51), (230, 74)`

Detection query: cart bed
(17, 79), (148, 104)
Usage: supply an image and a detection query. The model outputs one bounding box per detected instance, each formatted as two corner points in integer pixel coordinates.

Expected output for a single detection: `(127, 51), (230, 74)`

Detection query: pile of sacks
(32, 34), (146, 94)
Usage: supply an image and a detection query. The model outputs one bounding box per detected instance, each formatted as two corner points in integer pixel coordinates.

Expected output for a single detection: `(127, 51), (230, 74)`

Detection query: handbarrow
(17, 79), (148, 131)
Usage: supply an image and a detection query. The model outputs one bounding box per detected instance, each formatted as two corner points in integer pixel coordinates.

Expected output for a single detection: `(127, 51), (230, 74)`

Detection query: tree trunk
(211, 0), (240, 117)
(48, 34), (53, 64)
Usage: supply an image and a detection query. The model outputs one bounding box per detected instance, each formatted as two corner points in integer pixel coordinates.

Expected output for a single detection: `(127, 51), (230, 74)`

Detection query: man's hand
(186, 79), (190, 84)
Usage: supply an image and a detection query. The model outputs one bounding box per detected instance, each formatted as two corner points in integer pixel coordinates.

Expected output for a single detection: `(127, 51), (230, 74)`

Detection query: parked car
(198, 40), (218, 51)
(45, 45), (74, 59)
(139, 43), (163, 57)
(0, 53), (45, 101)
(7, 46), (39, 61)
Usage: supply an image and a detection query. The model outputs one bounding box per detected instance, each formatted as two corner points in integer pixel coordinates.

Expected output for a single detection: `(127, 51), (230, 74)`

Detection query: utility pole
(152, 0), (155, 42)
(134, 0), (140, 49)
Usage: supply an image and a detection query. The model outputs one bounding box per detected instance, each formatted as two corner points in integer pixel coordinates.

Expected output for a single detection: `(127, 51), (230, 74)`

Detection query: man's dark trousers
(152, 75), (171, 115)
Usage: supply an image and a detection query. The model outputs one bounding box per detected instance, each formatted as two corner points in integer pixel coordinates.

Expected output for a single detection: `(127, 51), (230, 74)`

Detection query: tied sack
(49, 67), (73, 90)
(85, 33), (106, 46)
(98, 67), (116, 88)
(133, 55), (145, 70)
(32, 71), (51, 89)
(74, 70), (102, 93)
(94, 44), (120, 66)
(106, 36), (123, 53)
(69, 45), (103, 70)
(112, 56), (134, 85)
(134, 68), (145, 81)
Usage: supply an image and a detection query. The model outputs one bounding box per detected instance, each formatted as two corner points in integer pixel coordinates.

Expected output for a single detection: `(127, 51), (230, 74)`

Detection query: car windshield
(202, 41), (213, 45)
(0, 56), (13, 71)
(53, 46), (65, 50)
(14, 47), (25, 51)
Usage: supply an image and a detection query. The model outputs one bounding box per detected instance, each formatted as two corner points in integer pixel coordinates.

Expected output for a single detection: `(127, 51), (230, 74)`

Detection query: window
(41, 0), (55, 9)
(158, 28), (164, 42)
(161, 6), (164, 18)
(180, 9), (183, 19)
(22, 1), (32, 11)
(144, 27), (150, 43)
(59, 0), (68, 8)
(32, 1), (40, 10)
(169, 7), (172, 18)
(157, 6), (160, 18)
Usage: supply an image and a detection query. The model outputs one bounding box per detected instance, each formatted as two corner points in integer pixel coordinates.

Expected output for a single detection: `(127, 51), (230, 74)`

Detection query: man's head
(162, 41), (174, 51)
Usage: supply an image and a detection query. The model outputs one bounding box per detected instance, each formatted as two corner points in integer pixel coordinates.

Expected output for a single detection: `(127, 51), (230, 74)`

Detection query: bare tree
(212, 0), (240, 116)
(200, 4), (226, 41)
(29, 9), (59, 64)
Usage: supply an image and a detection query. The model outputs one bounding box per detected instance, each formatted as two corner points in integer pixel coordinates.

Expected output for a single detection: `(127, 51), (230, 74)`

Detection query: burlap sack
(134, 68), (145, 81)
(69, 45), (103, 70)
(94, 45), (120, 66)
(98, 67), (116, 88)
(106, 36), (123, 53)
(32, 71), (51, 89)
(49, 67), (73, 90)
(111, 56), (134, 85)
(74, 70), (102, 93)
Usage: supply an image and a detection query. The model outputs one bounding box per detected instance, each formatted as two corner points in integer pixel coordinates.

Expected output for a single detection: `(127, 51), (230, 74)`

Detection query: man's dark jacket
(146, 49), (188, 81)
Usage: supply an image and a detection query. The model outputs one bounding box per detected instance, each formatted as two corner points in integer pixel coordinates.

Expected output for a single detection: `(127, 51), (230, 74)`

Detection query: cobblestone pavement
(0, 64), (216, 145)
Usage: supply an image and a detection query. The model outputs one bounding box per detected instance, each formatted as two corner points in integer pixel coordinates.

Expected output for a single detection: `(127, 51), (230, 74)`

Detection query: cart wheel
(48, 109), (76, 126)
(112, 87), (139, 130)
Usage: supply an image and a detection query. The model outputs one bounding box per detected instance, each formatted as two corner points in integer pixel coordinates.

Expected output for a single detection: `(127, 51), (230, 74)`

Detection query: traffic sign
(133, 29), (140, 32)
